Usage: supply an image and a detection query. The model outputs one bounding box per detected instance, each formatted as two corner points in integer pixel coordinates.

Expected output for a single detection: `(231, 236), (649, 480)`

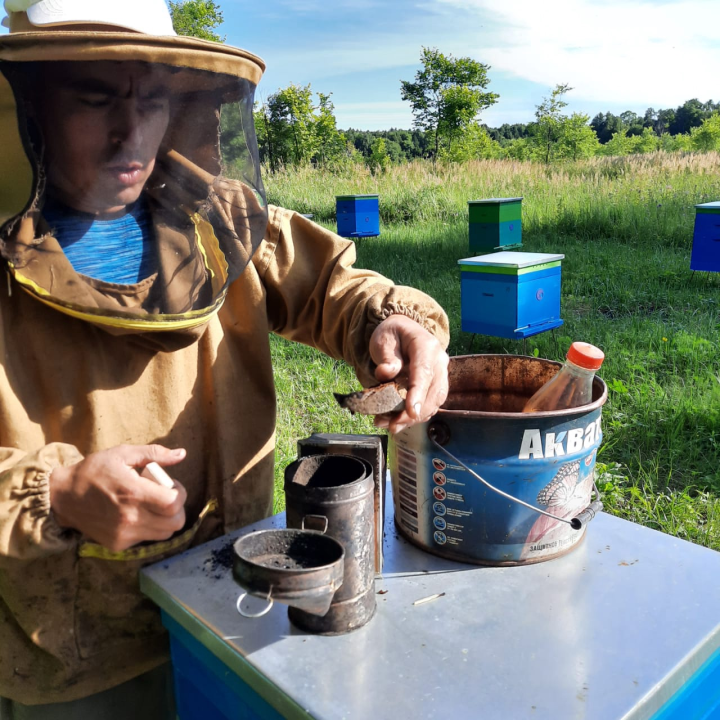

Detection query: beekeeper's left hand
(369, 314), (449, 434)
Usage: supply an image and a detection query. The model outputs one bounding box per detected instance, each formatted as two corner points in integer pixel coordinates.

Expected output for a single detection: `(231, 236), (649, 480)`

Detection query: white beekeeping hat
(2, 0), (177, 35)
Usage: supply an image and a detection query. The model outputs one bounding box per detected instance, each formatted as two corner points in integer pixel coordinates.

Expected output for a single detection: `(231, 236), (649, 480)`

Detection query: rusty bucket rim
(437, 353), (608, 420)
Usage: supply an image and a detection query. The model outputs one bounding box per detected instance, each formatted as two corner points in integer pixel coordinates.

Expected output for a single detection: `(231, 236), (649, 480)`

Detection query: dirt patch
(203, 540), (235, 579)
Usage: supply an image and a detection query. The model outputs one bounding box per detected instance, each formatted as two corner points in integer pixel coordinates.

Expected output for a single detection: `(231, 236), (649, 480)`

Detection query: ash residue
(203, 540), (235, 579)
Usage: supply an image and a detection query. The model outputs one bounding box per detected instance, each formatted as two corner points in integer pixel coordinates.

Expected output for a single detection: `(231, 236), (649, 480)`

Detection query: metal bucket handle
(427, 421), (602, 531)
(236, 587), (274, 618)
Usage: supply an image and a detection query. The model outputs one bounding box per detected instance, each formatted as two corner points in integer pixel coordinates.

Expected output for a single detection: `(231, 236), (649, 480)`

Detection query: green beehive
(468, 197), (523, 252)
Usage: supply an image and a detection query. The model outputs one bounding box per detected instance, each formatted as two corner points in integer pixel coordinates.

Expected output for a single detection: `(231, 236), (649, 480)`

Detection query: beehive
(336, 195), (380, 238)
(458, 251), (564, 339)
(690, 201), (720, 272)
(468, 197), (523, 252)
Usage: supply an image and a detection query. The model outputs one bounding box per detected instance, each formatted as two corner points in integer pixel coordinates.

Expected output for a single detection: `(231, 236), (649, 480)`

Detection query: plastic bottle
(522, 342), (605, 412)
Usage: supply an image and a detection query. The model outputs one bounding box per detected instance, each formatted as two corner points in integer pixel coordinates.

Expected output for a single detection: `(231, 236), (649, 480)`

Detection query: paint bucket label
(390, 408), (603, 565)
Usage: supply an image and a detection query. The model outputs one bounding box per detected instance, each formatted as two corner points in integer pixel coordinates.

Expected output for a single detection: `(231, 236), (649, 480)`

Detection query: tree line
(170, 1), (720, 169)
(488, 100), (720, 144)
(252, 75), (720, 169)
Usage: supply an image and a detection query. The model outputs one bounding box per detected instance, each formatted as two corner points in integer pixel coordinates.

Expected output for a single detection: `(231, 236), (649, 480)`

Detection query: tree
(438, 122), (499, 162)
(556, 113), (600, 160)
(532, 83), (572, 163)
(489, 123), (531, 142)
(256, 84), (347, 168)
(314, 93), (347, 165)
(263, 84), (317, 166)
(643, 108), (657, 129)
(619, 111), (644, 137)
(632, 127), (660, 154)
(343, 129), (430, 161)
(655, 108), (676, 136)
(168, 0), (225, 42)
(590, 112), (625, 144)
(670, 99), (706, 135)
(658, 132), (692, 152)
(502, 137), (533, 161)
(601, 130), (635, 157)
(381, 138), (405, 163)
(401, 47), (499, 159)
(366, 138), (391, 174)
(690, 113), (720, 152)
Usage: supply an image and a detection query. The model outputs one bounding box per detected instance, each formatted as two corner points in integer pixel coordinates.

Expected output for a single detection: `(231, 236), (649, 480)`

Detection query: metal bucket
(284, 454), (376, 635)
(390, 354), (608, 566)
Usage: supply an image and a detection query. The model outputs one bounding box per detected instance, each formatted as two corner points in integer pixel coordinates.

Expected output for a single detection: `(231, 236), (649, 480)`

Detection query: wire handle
(428, 434), (602, 530)
(236, 589), (274, 618)
(570, 500), (603, 530)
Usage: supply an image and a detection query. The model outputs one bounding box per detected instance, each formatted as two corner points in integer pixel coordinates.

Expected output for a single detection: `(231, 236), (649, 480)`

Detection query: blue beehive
(458, 251), (564, 339)
(161, 613), (283, 720)
(468, 197), (523, 252)
(690, 201), (720, 272)
(336, 194), (380, 238)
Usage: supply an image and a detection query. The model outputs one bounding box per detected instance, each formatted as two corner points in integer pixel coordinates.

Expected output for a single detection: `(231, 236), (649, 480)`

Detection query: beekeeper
(0, 0), (450, 717)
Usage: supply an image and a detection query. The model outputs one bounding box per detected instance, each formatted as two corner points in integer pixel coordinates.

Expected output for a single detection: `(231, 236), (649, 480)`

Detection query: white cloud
(432, 0), (720, 106)
(247, 0), (720, 127)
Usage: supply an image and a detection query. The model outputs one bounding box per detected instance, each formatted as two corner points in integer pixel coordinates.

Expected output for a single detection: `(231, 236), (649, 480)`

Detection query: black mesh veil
(0, 50), (267, 347)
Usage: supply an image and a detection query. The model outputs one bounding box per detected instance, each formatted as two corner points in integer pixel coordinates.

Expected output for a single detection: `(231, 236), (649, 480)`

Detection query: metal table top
(141, 485), (720, 720)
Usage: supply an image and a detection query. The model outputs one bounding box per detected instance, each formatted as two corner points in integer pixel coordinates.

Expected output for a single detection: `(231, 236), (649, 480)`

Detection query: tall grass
(263, 151), (720, 245)
(257, 152), (720, 551)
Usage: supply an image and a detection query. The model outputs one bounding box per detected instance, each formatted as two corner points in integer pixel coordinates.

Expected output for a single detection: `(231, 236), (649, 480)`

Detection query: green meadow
(261, 152), (720, 551)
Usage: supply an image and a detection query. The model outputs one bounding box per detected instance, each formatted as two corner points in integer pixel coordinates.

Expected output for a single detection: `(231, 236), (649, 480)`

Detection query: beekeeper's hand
(49, 445), (187, 552)
(369, 314), (449, 434)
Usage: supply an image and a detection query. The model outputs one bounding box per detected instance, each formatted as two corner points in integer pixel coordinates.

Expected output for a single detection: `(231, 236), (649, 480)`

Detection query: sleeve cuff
(24, 467), (78, 548)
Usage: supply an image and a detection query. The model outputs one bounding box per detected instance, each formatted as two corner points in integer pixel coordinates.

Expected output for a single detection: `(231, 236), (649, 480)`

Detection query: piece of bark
(334, 382), (407, 416)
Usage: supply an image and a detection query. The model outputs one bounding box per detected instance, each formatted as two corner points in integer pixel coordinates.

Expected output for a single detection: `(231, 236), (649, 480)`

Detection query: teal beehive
(468, 197), (523, 252)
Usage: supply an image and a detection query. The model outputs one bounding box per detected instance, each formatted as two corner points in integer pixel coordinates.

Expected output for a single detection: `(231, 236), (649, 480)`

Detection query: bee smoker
(284, 453), (376, 635)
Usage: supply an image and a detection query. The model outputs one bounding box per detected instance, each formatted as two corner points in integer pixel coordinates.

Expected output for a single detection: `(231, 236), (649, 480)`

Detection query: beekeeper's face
(37, 61), (170, 216)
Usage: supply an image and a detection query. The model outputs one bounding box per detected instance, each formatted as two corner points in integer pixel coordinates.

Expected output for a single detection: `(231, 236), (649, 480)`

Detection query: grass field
(260, 151), (720, 551)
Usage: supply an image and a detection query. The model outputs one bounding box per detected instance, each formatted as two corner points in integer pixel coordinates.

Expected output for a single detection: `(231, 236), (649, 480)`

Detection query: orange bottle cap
(567, 342), (604, 370)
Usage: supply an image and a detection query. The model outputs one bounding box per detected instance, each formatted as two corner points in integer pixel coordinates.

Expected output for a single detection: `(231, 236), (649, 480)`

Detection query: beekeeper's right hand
(49, 444), (187, 552)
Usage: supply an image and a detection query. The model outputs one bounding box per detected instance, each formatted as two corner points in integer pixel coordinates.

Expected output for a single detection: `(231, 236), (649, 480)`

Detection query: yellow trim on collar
(8, 210), (230, 331)
(78, 498), (218, 561)
(14, 288), (223, 330)
(190, 211), (229, 293)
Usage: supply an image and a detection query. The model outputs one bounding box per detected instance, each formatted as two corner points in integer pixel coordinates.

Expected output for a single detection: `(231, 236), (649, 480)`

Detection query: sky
(220, 0), (720, 130)
(2, 0), (719, 130)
